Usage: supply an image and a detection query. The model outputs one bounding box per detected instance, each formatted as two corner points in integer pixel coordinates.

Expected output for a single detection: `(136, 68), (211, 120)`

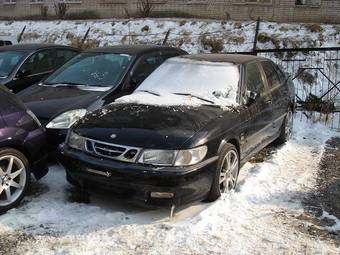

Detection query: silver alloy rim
(285, 111), (293, 138)
(0, 155), (26, 206)
(219, 150), (239, 193)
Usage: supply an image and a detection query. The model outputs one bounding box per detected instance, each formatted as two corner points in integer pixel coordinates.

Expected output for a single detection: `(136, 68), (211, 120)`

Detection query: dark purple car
(0, 85), (48, 213)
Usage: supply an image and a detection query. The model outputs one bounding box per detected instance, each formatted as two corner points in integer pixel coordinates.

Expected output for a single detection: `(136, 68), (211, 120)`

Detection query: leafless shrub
(297, 70), (318, 85)
(54, 1), (69, 19)
(228, 35), (245, 44)
(200, 35), (224, 53)
(305, 23), (324, 33)
(257, 32), (271, 43)
(137, 0), (155, 18)
(179, 20), (186, 26)
(66, 32), (99, 49)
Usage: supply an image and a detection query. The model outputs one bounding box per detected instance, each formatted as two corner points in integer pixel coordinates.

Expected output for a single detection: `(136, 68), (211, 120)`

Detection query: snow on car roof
(178, 53), (267, 64)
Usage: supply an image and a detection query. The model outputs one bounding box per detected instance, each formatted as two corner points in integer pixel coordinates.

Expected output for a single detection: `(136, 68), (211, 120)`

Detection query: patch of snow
(319, 210), (340, 233)
(0, 115), (339, 254)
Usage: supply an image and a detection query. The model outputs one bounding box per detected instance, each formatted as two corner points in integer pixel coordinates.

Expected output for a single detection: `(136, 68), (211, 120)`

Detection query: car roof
(177, 54), (268, 64)
(0, 43), (79, 52)
(85, 45), (186, 55)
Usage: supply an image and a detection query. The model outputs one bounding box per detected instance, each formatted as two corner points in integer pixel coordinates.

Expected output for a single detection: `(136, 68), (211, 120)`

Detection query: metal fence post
(17, 26), (26, 43)
(252, 17), (261, 55)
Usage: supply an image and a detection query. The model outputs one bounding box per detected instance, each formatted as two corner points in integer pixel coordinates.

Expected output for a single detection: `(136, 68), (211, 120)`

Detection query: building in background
(1, 0), (339, 23)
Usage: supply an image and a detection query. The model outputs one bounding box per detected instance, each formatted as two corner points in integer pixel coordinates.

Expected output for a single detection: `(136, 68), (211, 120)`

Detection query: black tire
(206, 143), (240, 202)
(275, 109), (294, 145)
(0, 148), (30, 214)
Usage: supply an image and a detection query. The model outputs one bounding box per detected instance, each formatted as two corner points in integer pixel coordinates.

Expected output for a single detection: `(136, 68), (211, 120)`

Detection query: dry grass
(305, 23), (324, 33)
(200, 35), (224, 53)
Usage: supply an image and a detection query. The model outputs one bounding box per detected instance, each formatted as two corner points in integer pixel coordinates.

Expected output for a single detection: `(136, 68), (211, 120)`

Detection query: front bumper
(58, 144), (218, 207)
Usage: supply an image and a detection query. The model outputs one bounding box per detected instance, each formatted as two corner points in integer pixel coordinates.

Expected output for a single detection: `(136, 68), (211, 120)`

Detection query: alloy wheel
(219, 150), (239, 193)
(0, 155), (26, 207)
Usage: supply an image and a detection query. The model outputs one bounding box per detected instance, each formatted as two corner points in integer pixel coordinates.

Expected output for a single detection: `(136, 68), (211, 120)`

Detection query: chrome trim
(86, 168), (112, 177)
(85, 138), (142, 163)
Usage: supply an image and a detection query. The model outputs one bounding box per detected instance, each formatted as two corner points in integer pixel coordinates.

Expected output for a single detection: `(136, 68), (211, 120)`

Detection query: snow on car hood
(116, 58), (240, 107)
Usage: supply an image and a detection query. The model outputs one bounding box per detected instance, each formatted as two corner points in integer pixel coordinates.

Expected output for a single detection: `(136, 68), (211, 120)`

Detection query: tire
(206, 143), (240, 202)
(0, 148), (30, 214)
(275, 109), (294, 145)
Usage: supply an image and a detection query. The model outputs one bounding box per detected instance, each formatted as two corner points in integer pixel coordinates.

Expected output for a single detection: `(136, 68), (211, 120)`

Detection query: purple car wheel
(0, 148), (30, 213)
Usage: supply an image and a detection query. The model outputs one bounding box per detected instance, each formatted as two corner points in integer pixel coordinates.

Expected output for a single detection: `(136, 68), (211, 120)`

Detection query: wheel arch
(217, 136), (241, 156)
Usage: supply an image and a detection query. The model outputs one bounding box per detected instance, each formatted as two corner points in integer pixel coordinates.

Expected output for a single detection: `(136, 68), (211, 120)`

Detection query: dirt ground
(297, 137), (340, 244)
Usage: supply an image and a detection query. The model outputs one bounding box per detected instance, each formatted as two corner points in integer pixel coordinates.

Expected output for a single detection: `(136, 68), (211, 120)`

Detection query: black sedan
(19, 45), (187, 152)
(0, 44), (80, 93)
(58, 54), (295, 207)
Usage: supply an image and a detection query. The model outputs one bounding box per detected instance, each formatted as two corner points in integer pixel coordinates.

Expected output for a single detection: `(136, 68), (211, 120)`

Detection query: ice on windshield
(117, 58), (240, 106)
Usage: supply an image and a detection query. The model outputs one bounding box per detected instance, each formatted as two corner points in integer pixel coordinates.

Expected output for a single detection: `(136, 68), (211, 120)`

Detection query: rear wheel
(0, 148), (30, 214)
(206, 143), (240, 202)
(275, 110), (293, 145)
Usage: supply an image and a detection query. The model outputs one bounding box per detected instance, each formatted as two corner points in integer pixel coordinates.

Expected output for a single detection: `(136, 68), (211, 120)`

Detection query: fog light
(150, 192), (174, 199)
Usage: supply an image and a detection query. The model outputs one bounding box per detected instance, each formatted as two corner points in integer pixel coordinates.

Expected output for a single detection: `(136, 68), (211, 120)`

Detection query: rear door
(242, 61), (273, 157)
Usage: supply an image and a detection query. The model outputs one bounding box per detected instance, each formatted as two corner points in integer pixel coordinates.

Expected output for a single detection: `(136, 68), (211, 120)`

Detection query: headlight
(67, 131), (86, 151)
(46, 109), (87, 129)
(26, 110), (41, 127)
(138, 146), (208, 166)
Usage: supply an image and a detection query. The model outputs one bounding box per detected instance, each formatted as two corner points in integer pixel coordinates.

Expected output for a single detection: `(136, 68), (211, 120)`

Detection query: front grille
(85, 139), (141, 163)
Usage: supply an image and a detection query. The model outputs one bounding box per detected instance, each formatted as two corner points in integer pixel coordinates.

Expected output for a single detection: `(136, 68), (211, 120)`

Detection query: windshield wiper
(138, 90), (160, 96)
(46, 82), (87, 87)
(173, 93), (215, 104)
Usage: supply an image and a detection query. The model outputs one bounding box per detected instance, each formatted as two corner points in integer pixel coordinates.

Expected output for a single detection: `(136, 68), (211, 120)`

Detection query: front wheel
(206, 143), (240, 202)
(0, 148), (30, 214)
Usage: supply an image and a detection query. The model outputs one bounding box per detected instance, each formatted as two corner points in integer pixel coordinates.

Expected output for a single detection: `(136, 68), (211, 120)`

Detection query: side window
(261, 61), (282, 88)
(245, 62), (266, 93)
(20, 49), (55, 75)
(55, 49), (78, 68)
(131, 54), (164, 88)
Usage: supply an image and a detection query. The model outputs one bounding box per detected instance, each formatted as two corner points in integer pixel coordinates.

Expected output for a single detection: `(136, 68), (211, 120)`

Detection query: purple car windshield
(0, 51), (26, 78)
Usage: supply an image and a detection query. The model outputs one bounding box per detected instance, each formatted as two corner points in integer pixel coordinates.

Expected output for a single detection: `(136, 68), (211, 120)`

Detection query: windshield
(45, 52), (133, 88)
(118, 58), (240, 106)
(0, 51), (27, 78)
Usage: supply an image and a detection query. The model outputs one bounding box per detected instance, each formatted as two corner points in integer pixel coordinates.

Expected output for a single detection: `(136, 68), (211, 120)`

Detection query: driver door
(242, 61), (273, 157)
(11, 49), (55, 93)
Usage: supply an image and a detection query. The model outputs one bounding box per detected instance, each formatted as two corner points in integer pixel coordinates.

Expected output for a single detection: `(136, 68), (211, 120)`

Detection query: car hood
(18, 84), (103, 121)
(73, 103), (225, 149)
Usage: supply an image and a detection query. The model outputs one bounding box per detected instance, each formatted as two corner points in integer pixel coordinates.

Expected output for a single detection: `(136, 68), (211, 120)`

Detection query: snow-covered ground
(0, 19), (339, 53)
(0, 116), (339, 254)
(1, 18), (339, 105)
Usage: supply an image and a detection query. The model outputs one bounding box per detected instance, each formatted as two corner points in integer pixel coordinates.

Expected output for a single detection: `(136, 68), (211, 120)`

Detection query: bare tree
(54, 1), (69, 19)
(137, 0), (155, 18)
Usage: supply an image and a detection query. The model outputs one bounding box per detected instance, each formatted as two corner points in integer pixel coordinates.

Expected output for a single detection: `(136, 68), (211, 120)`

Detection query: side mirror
(246, 90), (258, 105)
(16, 68), (31, 79)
